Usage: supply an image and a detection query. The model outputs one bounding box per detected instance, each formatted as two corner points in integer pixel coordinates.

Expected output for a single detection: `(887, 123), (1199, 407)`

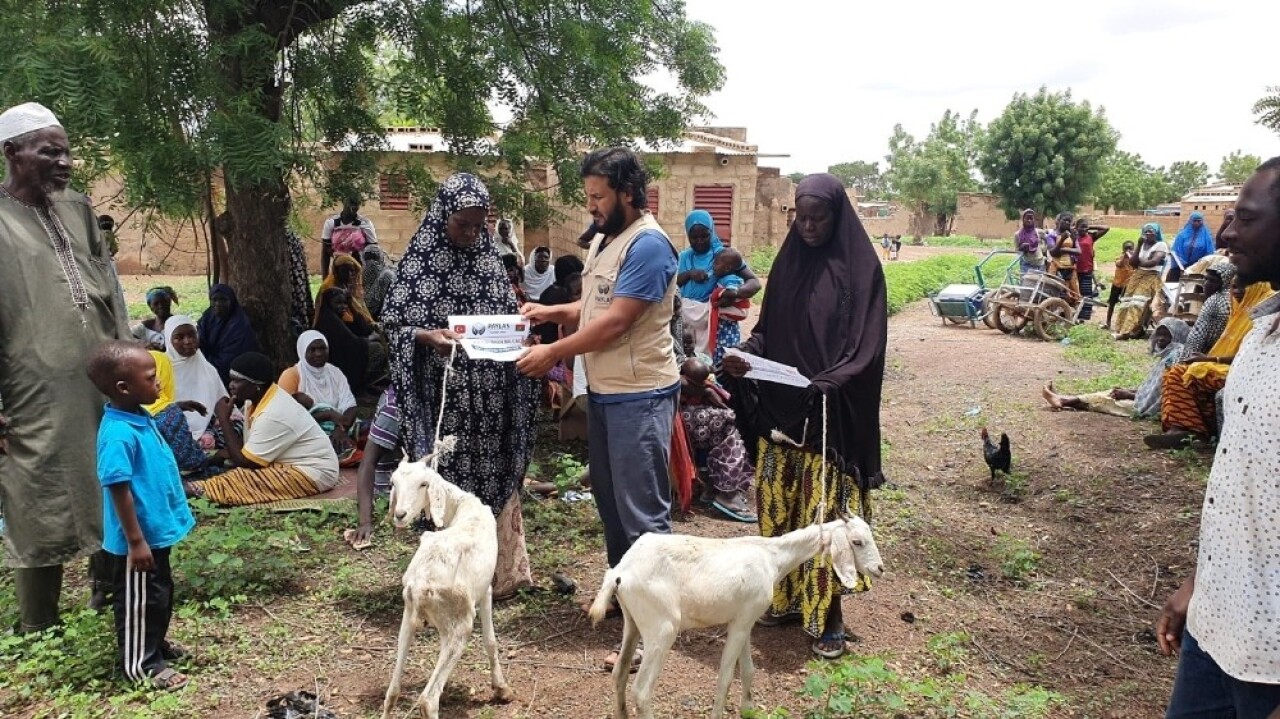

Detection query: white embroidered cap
(0, 102), (62, 144)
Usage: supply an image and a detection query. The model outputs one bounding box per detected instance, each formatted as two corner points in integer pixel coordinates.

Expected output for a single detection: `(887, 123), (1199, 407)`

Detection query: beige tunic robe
(0, 189), (129, 568)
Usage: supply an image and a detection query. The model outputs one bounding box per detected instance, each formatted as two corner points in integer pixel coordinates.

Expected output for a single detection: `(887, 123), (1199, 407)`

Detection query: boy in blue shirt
(87, 341), (195, 691)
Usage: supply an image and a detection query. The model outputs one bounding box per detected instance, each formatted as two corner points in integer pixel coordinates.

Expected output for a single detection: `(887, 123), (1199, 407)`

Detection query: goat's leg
(381, 602), (417, 719)
(631, 622), (676, 719)
(737, 629), (756, 716)
(479, 588), (512, 702)
(613, 615), (641, 719)
(416, 612), (473, 719)
(710, 624), (751, 719)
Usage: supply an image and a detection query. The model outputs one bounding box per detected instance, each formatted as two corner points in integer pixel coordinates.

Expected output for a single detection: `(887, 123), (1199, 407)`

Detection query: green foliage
(1166, 160), (1210, 198)
(786, 171), (807, 183)
(994, 535), (1041, 583)
(174, 499), (339, 602)
(0, 0), (725, 362)
(749, 245), (779, 275)
(885, 109), (983, 235)
(1094, 150), (1177, 213)
(883, 254), (983, 315)
(1254, 86), (1280, 136)
(979, 88), (1116, 220)
(926, 631), (971, 674)
(828, 160), (886, 199)
(1219, 150), (1263, 184)
(543, 452), (587, 493)
(761, 653), (1064, 718)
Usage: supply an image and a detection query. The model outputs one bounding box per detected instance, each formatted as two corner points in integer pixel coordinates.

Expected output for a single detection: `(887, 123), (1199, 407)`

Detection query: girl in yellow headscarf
(144, 350), (209, 473)
(314, 254), (374, 326)
(1146, 275), (1275, 447)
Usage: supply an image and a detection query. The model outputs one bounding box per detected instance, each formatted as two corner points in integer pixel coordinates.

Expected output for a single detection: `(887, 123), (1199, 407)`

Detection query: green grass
(121, 276), (323, 321)
(1055, 323), (1151, 394)
(882, 254), (986, 315)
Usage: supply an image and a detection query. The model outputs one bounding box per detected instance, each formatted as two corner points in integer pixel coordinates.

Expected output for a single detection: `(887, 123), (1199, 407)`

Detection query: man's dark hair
(581, 147), (648, 209)
(86, 340), (145, 395)
(501, 253), (520, 271)
(1257, 156), (1280, 214)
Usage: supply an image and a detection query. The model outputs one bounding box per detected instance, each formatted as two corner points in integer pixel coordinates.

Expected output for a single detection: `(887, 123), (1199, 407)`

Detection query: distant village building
(100, 126), (792, 274)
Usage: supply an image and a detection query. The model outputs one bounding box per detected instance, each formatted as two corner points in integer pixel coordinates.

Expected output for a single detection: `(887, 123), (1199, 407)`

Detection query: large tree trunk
(223, 181), (294, 370)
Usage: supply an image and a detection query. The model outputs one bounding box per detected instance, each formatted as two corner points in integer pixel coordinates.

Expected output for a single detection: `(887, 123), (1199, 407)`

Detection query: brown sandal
(149, 667), (189, 691)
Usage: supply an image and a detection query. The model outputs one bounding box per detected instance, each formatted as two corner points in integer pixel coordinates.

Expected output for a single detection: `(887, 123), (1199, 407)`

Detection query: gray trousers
(588, 392), (676, 567)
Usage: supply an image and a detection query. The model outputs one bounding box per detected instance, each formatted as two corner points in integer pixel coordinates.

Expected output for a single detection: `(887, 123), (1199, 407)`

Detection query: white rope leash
(817, 394), (828, 525)
(429, 341), (458, 470)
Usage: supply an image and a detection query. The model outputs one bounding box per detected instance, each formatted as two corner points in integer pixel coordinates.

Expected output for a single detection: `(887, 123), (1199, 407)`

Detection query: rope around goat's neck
(430, 341), (457, 470)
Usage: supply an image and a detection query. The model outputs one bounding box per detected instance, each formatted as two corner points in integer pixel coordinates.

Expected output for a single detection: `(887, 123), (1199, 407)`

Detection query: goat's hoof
(492, 686), (514, 703)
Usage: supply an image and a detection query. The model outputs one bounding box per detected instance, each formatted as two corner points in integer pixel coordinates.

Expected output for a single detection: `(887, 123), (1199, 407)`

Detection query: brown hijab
(726, 173), (887, 486)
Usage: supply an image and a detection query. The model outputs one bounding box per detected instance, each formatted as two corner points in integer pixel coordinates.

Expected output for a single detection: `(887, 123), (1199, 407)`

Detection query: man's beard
(598, 202), (628, 236)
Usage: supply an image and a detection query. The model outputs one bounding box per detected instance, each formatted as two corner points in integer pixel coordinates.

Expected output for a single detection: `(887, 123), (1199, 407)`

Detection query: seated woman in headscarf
(185, 352), (340, 505)
(197, 283), (260, 384)
(278, 330), (359, 461)
(131, 286), (179, 351)
(721, 173), (884, 660)
(1112, 224), (1169, 340)
(1174, 263), (1237, 362)
(1042, 317), (1191, 418)
(1145, 275), (1275, 448)
(679, 357), (756, 523)
(164, 315), (235, 451)
(361, 245), (396, 321)
(314, 286), (382, 394)
(381, 172), (541, 600)
(1169, 211), (1217, 282)
(144, 349), (209, 475)
(316, 254), (375, 328)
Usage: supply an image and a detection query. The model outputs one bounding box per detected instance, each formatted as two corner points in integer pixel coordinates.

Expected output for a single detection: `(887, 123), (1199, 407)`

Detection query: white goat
(381, 439), (511, 719)
(589, 516), (884, 719)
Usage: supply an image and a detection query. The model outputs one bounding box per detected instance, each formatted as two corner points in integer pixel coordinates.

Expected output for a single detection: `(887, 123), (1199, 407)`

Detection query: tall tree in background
(786, 171), (807, 183)
(979, 88), (1115, 220)
(884, 109), (983, 237)
(0, 1), (723, 365)
(1165, 160), (1209, 198)
(827, 160), (885, 199)
(1094, 151), (1175, 213)
(1219, 151), (1263, 184)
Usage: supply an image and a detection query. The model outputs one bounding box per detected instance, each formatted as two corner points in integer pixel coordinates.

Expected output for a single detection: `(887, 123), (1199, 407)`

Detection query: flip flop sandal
(811, 631), (847, 660)
(160, 640), (188, 662)
(711, 499), (758, 523)
(603, 646), (643, 673)
(149, 667), (189, 691)
(756, 611), (801, 627)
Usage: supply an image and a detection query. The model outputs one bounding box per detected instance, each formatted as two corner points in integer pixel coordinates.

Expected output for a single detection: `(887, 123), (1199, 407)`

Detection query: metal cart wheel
(983, 289), (1015, 330)
(1034, 297), (1074, 341)
(945, 316), (970, 325)
(994, 301), (1027, 334)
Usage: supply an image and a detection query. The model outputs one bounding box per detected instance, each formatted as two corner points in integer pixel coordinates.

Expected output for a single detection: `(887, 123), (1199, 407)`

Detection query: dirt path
(197, 299), (1196, 719)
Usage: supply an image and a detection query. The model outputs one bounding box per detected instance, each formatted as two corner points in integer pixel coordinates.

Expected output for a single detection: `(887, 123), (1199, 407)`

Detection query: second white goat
(589, 515), (884, 719)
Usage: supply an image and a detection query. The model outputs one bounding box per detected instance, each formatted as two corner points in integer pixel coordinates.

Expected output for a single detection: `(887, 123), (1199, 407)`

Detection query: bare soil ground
(3, 270), (1200, 718)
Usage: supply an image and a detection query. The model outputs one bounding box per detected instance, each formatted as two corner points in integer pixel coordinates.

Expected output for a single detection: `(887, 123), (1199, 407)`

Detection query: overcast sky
(680, 0), (1280, 178)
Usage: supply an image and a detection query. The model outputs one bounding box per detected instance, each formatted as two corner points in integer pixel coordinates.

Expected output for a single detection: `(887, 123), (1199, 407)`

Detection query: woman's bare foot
(1042, 383), (1065, 410)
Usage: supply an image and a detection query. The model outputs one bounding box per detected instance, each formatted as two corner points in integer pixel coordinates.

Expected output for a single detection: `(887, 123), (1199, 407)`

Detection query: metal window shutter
(378, 174), (410, 211)
(647, 186), (660, 215)
(692, 184), (734, 243)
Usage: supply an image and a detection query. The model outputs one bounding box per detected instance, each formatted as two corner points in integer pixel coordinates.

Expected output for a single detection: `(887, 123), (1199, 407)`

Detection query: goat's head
(824, 515), (885, 588)
(387, 437), (459, 529)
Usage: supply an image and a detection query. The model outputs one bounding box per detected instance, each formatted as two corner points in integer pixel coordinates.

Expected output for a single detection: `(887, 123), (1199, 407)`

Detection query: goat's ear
(426, 474), (449, 528)
(827, 528), (862, 589)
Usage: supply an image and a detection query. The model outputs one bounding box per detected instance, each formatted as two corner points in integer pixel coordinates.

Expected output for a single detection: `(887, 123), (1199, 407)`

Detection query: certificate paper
(448, 315), (529, 362)
(723, 348), (811, 388)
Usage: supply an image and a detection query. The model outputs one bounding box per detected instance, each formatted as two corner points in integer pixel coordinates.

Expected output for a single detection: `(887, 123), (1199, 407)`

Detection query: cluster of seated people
(129, 262), (398, 502)
(1043, 247), (1274, 450)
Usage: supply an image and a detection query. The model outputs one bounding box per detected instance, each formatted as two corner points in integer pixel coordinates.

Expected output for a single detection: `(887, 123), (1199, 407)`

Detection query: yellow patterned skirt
(756, 439), (873, 638)
(190, 463), (320, 506)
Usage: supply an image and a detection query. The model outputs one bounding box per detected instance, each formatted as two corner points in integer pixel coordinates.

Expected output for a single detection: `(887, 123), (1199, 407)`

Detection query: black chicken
(981, 428), (1011, 483)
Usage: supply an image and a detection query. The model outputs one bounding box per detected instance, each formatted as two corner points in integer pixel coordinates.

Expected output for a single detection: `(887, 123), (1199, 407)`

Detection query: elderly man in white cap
(0, 102), (129, 632)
